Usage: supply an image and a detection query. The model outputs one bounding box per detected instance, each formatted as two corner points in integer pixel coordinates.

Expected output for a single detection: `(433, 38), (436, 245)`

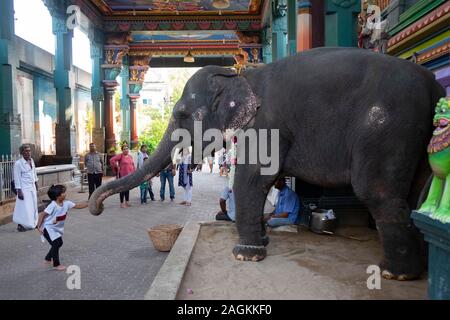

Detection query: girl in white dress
(36, 185), (87, 271)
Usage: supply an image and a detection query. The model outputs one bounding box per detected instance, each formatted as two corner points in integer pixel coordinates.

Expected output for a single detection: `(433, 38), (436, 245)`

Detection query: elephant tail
(416, 174), (432, 209)
(407, 155), (431, 210)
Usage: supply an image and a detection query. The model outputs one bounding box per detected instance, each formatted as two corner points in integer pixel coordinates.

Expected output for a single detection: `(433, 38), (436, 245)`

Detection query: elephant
(89, 47), (445, 280)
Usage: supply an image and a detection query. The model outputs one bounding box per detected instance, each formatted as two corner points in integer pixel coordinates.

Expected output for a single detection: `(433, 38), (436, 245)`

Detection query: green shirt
(140, 181), (148, 190)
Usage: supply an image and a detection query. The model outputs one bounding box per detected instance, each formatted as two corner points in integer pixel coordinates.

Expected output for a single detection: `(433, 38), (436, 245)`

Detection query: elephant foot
(379, 260), (423, 281)
(376, 222), (425, 281)
(262, 235), (270, 247)
(381, 269), (420, 281)
(233, 244), (266, 262)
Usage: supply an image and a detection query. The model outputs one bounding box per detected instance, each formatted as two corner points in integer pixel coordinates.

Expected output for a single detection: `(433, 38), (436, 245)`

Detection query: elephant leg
(361, 197), (425, 280)
(232, 166), (277, 261)
(261, 220), (269, 247)
(419, 175), (444, 215)
(432, 174), (450, 222)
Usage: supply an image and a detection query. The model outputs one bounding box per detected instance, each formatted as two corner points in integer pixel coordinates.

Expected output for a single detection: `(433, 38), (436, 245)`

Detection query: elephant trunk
(88, 118), (178, 215)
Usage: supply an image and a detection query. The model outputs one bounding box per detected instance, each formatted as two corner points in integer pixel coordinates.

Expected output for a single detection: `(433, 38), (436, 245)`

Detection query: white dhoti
(13, 188), (38, 229)
(12, 157), (39, 229)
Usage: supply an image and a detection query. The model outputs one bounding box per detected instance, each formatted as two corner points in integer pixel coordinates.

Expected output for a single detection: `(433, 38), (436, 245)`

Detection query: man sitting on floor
(264, 177), (301, 228)
(215, 186), (235, 222)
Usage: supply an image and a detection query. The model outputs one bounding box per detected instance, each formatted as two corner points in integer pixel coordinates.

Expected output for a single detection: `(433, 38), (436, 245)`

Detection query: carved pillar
(272, 0), (288, 61)
(120, 56), (130, 145)
(129, 97), (138, 149)
(287, 0), (297, 55)
(0, 0), (21, 155)
(89, 29), (105, 152)
(297, 1), (313, 52)
(262, 28), (273, 63)
(101, 43), (129, 152)
(325, 0), (361, 47)
(128, 55), (151, 150)
(49, 5), (77, 161)
(311, 0), (325, 48)
(103, 83), (116, 152)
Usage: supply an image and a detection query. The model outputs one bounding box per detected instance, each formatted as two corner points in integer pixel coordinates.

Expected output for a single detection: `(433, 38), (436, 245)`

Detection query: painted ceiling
(131, 31), (238, 42)
(91, 0), (263, 15)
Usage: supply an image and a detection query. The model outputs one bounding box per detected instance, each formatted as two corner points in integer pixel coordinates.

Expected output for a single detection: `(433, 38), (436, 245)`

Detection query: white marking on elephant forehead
(191, 93), (196, 99)
(229, 101), (236, 108)
(367, 106), (387, 127)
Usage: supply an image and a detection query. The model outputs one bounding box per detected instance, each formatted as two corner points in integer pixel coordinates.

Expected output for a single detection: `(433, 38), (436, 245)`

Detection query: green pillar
(120, 56), (130, 145)
(89, 29), (106, 152)
(287, 0), (297, 55)
(325, 0), (361, 47)
(272, 0), (288, 61)
(262, 27), (273, 64)
(51, 11), (76, 159)
(0, 0), (21, 155)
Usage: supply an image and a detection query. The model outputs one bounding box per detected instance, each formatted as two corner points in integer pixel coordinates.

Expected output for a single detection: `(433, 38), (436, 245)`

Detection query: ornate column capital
(102, 45), (129, 86)
(52, 14), (69, 35)
(102, 45), (129, 67)
(88, 27), (104, 45)
(43, 0), (73, 35)
(297, 0), (312, 13)
(273, 0), (288, 17)
(91, 86), (104, 101)
(90, 42), (103, 60)
(128, 54), (151, 98)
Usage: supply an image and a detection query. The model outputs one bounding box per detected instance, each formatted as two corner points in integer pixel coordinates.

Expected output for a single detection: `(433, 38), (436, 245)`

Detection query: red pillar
(129, 96), (138, 150)
(103, 82), (117, 152)
(297, 1), (312, 52)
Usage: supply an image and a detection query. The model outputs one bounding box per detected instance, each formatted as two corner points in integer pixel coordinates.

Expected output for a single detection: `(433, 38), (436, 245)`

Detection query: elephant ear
(209, 72), (261, 131)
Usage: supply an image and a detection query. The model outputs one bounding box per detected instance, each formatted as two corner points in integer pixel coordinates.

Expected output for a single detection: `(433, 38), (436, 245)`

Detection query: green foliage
(139, 107), (170, 153)
(138, 68), (196, 153)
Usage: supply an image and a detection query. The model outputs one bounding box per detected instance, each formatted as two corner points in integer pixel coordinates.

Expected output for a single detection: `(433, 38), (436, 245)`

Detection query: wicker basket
(147, 224), (183, 252)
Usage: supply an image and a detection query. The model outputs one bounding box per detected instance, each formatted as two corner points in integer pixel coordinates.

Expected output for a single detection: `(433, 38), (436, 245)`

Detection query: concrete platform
(176, 223), (428, 300)
(0, 168), (226, 300)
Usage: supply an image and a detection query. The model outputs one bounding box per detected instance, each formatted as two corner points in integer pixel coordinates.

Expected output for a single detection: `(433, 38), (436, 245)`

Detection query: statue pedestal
(411, 210), (450, 300)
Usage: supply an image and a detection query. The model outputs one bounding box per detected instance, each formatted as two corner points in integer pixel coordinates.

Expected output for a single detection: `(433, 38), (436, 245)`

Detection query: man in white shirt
(215, 186), (236, 222)
(13, 144), (39, 232)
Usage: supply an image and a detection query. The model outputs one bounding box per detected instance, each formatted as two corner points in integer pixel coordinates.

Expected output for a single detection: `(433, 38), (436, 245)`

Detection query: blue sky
(14, 0), (92, 72)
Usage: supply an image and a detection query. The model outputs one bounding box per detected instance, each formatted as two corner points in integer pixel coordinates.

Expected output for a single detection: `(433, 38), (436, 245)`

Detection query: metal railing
(0, 155), (19, 203)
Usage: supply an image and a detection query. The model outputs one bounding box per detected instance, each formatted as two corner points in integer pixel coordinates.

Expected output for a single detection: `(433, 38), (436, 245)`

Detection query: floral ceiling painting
(97, 0), (262, 15)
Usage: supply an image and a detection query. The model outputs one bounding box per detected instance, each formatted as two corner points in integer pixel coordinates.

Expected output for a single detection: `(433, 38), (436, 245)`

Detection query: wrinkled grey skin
(89, 47), (445, 280)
